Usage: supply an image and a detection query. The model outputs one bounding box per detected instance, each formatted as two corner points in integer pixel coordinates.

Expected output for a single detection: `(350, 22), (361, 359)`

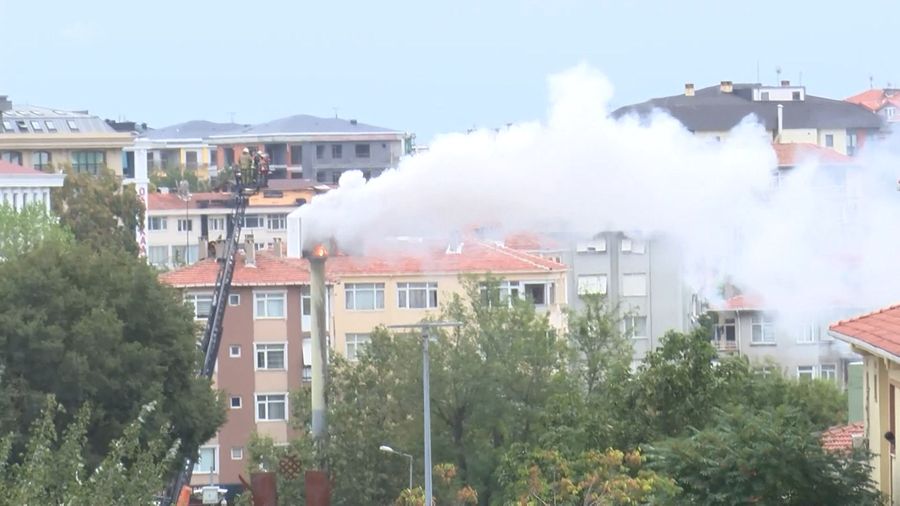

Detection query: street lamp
(387, 321), (462, 506)
(379, 444), (413, 490)
(177, 180), (192, 265)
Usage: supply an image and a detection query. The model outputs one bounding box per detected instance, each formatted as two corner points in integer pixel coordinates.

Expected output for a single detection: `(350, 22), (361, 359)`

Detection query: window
(302, 337), (312, 381)
(820, 364), (837, 382)
(66, 119), (79, 131)
(208, 149), (218, 167)
(792, 91), (801, 100)
(267, 214), (287, 230)
(193, 446), (217, 474)
(624, 315), (648, 339)
(256, 343), (286, 370)
(750, 313), (776, 344)
(576, 239), (606, 253)
(761, 91), (770, 101)
(346, 333), (371, 361)
(44, 120), (57, 132)
(355, 144), (370, 158)
(184, 293), (213, 320)
(1, 151), (23, 165)
(577, 275), (608, 295)
(177, 218), (192, 232)
(397, 282), (438, 309)
(291, 145), (303, 166)
(147, 246), (169, 267)
(622, 273), (647, 297)
(15, 120), (27, 131)
(254, 291), (286, 318)
(847, 130), (858, 156)
(798, 324), (819, 344)
(256, 394), (287, 421)
(523, 282), (552, 305)
(228, 294), (240, 306)
(797, 365), (815, 381)
(172, 245), (198, 265)
(230, 396), (242, 409)
(825, 134), (834, 148)
(71, 151), (104, 174)
(345, 283), (385, 310)
(316, 172), (326, 183)
(31, 151), (51, 171)
(209, 216), (226, 232)
(231, 447), (244, 460)
(621, 238), (646, 254)
(886, 107), (896, 119)
(331, 144), (342, 159)
(185, 151), (199, 170)
(30, 120), (42, 131)
(148, 216), (167, 231)
(316, 145), (325, 159)
(229, 344), (241, 357)
(714, 318), (736, 345)
(2, 120), (14, 132)
(243, 214), (263, 228)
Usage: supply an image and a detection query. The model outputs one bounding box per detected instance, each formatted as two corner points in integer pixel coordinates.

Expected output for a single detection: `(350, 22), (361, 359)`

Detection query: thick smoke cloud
(298, 64), (900, 316)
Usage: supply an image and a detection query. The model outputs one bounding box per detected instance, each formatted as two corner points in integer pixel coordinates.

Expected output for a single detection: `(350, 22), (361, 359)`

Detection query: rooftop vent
(720, 81), (734, 93)
(781, 80), (791, 87)
(0, 96), (11, 113)
(350, 119), (358, 125)
(684, 83), (695, 97)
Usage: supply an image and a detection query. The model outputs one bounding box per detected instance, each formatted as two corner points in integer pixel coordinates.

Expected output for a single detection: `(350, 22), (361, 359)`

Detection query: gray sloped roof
(232, 114), (398, 136)
(612, 83), (884, 131)
(1, 104), (117, 134)
(143, 120), (246, 140)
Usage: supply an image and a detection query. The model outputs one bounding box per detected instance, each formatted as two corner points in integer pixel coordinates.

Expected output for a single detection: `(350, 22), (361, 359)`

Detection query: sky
(1, 0), (898, 142)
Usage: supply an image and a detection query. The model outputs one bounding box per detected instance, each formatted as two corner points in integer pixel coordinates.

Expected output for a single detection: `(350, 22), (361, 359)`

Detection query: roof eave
(828, 329), (900, 363)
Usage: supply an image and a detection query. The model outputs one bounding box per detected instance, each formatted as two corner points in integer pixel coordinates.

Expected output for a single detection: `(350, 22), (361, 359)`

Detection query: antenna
(869, 74), (875, 89)
(756, 60), (760, 83)
(332, 107), (339, 119)
(227, 112), (236, 123)
(775, 65), (782, 84)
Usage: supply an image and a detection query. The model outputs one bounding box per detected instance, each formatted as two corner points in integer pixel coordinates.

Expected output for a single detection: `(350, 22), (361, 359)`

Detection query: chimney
(272, 237), (283, 258)
(776, 104), (784, 141)
(719, 81), (733, 93)
(244, 234), (256, 267)
(684, 83), (695, 97)
(780, 80), (791, 87)
(0, 96), (10, 113)
(350, 119), (358, 125)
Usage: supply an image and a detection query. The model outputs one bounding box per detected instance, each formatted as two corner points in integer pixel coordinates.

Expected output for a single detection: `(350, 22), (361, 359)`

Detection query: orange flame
(312, 243), (328, 258)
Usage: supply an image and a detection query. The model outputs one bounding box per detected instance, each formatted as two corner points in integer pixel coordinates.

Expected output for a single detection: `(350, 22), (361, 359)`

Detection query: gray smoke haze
(297, 64), (900, 317)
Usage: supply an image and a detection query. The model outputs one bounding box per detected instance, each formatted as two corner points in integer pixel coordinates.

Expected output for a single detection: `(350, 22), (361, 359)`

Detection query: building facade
(128, 120), (243, 182)
(0, 159), (65, 211)
(829, 304), (900, 503)
(614, 81), (884, 155)
(0, 96), (133, 176)
(207, 115), (410, 184)
(160, 239), (567, 486)
(846, 88), (900, 124)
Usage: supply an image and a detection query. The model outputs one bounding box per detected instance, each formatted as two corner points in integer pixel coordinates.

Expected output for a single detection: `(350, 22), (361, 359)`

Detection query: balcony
(712, 339), (738, 353)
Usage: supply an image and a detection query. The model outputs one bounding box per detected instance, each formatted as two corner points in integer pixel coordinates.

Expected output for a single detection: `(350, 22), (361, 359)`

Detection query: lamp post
(387, 321), (461, 506)
(177, 180), (191, 265)
(379, 445), (413, 490)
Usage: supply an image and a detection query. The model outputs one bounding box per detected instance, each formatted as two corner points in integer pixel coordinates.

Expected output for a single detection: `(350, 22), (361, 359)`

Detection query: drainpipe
(776, 104), (784, 142)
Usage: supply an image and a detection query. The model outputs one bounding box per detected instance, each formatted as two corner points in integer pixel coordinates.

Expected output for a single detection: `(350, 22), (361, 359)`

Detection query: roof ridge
(476, 240), (562, 271)
(833, 302), (900, 326)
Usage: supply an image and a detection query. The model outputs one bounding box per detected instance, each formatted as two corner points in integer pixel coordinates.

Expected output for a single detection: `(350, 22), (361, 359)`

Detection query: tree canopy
(0, 202), (72, 260)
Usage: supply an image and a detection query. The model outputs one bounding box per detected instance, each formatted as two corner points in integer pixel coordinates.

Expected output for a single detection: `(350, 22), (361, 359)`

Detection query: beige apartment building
(160, 239), (567, 486)
(0, 96), (133, 175)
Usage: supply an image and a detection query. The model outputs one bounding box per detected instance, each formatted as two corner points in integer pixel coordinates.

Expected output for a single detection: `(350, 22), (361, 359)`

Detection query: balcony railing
(711, 339), (738, 352)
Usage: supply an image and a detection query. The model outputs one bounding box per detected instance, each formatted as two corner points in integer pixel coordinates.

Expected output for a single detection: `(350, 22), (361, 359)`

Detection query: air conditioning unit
(852, 434), (867, 449)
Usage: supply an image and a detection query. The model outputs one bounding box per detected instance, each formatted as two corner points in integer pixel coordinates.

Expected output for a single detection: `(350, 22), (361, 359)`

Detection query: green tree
(0, 238), (224, 467)
(0, 202), (72, 260)
(52, 168), (145, 254)
(150, 165), (211, 193)
(649, 406), (882, 505)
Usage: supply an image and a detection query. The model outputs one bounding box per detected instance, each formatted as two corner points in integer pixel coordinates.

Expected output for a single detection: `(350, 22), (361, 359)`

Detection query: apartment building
(828, 304), (900, 501)
(613, 81), (883, 155)
(207, 115), (410, 184)
(160, 239), (567, 486)
(0, 96), (133, 175)
(0, 159), (65, 211)
(505, 231), (697, 363)
(846, 88), (900, 124)
(710, 295), (861, 385)
(129, 120), (243, 181)
(145, 180), (330, 269)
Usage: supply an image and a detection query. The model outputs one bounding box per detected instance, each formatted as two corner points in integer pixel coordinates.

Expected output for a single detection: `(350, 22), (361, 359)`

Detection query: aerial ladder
(161, 155), (268, 506)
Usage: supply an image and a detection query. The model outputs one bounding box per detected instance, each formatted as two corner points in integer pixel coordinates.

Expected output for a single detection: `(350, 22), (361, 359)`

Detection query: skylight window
(45, 121), (57, 132)
(66, 119), (79, 131)
(2, 121), (14, 132)
(31, 121), (42, 131)
(15, 120), (28, 131)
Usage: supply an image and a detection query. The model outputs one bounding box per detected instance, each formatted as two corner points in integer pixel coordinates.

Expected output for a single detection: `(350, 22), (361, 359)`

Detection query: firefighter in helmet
(238, 147), (252, 186)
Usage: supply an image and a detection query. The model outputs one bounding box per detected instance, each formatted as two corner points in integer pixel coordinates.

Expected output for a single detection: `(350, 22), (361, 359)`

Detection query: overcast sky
(1, 0), (897, 141)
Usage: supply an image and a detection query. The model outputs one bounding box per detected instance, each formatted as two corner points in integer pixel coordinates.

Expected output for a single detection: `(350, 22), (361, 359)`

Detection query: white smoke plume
(298, 63), (900, 316)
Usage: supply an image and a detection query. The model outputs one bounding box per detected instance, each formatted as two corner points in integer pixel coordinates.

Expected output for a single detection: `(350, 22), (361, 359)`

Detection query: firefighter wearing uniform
(238, 148), (253, 186)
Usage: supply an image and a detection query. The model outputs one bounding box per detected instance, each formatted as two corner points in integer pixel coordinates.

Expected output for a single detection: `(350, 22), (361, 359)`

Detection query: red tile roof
(504, 232), (563, 251)
(713, 294), (765, 311)
(829, 303), (900, 358)
(821, 422), (865, 453)
(160, 240), (566, 288)
(148, 192), (230, 211)
(846, 88), (900, 112)
(0, 160), (44, 175)
(772, 143), (852, 168)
